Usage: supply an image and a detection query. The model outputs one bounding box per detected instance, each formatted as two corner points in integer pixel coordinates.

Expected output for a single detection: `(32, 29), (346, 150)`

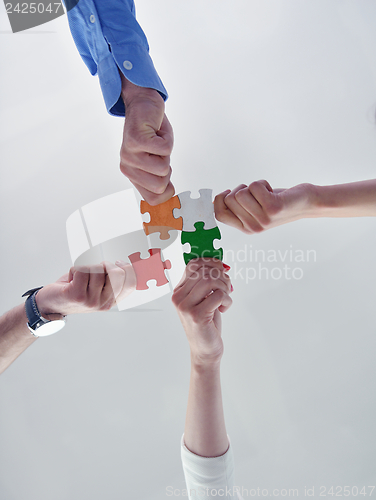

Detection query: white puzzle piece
(173, 189), (217, 232)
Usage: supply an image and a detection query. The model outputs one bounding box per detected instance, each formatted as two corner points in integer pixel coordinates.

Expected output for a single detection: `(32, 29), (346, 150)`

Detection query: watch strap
(22, 286), (43, 298)
(24, 289), (48, 330)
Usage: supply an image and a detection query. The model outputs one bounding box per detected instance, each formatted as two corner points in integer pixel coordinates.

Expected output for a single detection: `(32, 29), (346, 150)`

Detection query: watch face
(35, 319), (66, 337)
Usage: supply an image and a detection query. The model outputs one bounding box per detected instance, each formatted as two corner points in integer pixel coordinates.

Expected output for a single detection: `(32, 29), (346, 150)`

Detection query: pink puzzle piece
(128, 248), (172, 291)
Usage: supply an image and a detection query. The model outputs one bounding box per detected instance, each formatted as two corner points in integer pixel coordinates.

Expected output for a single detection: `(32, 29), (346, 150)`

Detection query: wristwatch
(22, 287), (66, 337)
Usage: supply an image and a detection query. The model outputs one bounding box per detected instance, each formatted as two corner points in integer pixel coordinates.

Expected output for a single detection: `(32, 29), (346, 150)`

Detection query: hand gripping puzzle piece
(141, 196), (183, 240)
(128, 248), (172, 290)
(173, 189), (217, 232)
(181, 222), (223, 265)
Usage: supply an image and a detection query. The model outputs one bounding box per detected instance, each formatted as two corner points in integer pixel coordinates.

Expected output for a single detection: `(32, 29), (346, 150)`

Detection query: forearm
(0, 304), (36, 375)
(310, 179), (376, 218)
(65, 0), (167, 116)
(184, 358), (229, 458)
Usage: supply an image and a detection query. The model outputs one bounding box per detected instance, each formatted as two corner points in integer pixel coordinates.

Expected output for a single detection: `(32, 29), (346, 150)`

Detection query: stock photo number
(5, 2), (62, 13)
(4, 0), (65, 32)
(319, 486), (375, 497)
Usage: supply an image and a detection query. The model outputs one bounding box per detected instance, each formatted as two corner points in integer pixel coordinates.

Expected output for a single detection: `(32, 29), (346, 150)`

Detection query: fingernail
(231, 284), (234, 292)
(115, 260), (127, 267)
(223, 263), (231, 271)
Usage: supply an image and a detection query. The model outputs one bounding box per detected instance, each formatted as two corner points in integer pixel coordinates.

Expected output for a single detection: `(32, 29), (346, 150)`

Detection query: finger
(180, 275), (231, 311)
(68, 266), (90, 301)
(251, 179), (273, 193)
(114, 261), (137, 302)
(86, 264), (106, 306)
(196, 289), (233, 316)
(54, 272), (70, 284)
(143, 132), (173, 157)
(214, 190), (244, 231)
(68, 267), (74, 282)
(234, 186), (270, 226)
(173, 266), (231, 307)
(121, 162), (172, 195)
(100, 261), (125, 309)
(132, 180), (175, 206)
(224, 187), (264, 233)
(120, 150), (171, 177)
(173, 258), (227, 292)
(183, 264), (231, 295)
(247, 180), (279, 214)
(156, 114), (174, 151)
(124, 111), (173, 157)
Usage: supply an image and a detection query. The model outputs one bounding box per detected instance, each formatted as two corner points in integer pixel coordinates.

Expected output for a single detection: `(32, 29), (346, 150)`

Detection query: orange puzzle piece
(141, 195), (183, 240)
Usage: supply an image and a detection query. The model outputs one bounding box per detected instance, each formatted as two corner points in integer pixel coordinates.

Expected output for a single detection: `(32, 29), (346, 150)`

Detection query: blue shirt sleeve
(63, 0), (168, 117)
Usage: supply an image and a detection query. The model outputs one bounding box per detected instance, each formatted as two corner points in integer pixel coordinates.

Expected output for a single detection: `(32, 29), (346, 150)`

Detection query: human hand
(35, 261), (136, 317)
(172, 259), (233, 366)
(214, 180), (316, 234)
(120, 75), (174, 205)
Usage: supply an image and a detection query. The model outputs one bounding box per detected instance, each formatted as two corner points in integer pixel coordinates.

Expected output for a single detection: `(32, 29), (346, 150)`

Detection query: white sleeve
(180, 434), (243, 499)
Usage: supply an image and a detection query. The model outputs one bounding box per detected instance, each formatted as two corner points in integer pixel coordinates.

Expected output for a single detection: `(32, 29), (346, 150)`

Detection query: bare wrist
(35, 289), (65, 320)
(297, 183), (322, 218)
(120, 73), (163, 108)
(190, 353), (222, 372)
(308, 183), (330, 217)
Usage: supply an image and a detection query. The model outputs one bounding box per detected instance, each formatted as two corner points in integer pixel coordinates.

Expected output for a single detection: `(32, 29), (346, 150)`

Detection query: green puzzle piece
(181, 221), (223, 264)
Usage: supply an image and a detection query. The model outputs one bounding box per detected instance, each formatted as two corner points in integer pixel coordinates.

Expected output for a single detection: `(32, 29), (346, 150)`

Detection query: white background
(0, 1), (376, 498)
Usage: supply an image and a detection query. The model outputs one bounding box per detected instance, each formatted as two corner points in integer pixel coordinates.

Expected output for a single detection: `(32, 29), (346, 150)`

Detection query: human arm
(172, 259), (242, 499)
(214, 179), (376, 234)
(64, 0), (174, 204)
(172, 258), (233, 474)
(172, 258), (233, 458)
(119, 73), (174, 205)
(0, 261), (136, 374)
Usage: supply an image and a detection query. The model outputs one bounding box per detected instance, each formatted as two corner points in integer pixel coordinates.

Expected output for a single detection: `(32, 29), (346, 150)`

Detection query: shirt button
(90, 14), (95, 23)
(123, 60), (133, 70)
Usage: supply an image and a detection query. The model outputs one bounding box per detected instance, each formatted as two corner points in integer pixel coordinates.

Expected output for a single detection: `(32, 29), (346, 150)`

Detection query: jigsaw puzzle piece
(174, 189), (217, 232)
(128, 248), (172, 290)
(181, 222), (223, 265)
(141, 196), (183, 240)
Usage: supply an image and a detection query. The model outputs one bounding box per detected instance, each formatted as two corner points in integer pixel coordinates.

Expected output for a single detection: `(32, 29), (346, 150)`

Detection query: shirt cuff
(181, 434), (237, 498)
(98, 43), (168, 117)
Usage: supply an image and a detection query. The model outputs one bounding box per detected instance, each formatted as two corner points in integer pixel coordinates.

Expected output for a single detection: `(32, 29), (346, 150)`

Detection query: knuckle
(146, 195), (162, 206)
(160, 162), (171, 177)
(120, 160), (130, 177)
(178, 301), (189, 314)
(101, 301), (114, 311)
(214, 289), (225, 300)
(249, 181), (261, 192)
(171, 293), (179, 307)
(153, 181), (169, 195)
(214, 209), (226, 223)
(191, 310), (201, 324)
(234, 190), (246, 204)
(86, 298), (98, 309)
(73, 291), (87, 304)
(264, 199), (281, 217)
(152, 161), (171, 179)
(213, 193), (221, 205)
(250, 225), (264, 234)
(241, 225), (256, 235)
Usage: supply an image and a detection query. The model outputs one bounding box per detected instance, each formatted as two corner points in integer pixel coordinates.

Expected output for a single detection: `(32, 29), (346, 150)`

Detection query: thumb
(147, 114), (174, 156)
(115, 260), (137, 299)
